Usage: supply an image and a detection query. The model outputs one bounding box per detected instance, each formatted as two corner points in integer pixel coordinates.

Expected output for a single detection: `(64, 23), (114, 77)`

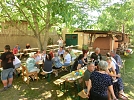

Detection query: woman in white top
(57, 37), (64, 47)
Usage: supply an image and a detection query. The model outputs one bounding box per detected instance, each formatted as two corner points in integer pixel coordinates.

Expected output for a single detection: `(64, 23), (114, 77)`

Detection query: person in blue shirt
(52, 53), (63, 77)
(26, 53), (40, 73)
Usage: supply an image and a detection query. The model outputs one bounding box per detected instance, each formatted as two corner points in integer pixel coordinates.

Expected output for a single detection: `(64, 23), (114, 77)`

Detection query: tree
(0, 0), (90, 50)
(94, 0), (134, 34)
(0, 0), (117, 50)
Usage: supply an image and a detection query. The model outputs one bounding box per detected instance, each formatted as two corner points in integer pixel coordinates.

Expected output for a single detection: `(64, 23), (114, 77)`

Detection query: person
(13, 56), (21, 75)
(26, 53), (40, 73)
(15, 44), (20, 51)
(63, 50), (71, 67)
(106, 53), (120, 74)
(83, 62), (95, 87)
(52, 53), (63, 77)
(58, 47), (65, 56)
(34, 53), (42, 63)
(13, 46), (18, 54)
(26, 43), (31, 49)
(41, 50), (46, 61)
(43, 54), (53, 73)
(0, 45), (15, 92)
(87, 60), (117, 100)
(110, 51), (122, 68)
(49, 49), (55, 58)
(71, 54), (84, 71)
(106, 57), (128, 100)
(90, 47), (102, 66)
(68, 47), (76, 61)
(83, 52), (88, 66)
(57, 37), (64, 47)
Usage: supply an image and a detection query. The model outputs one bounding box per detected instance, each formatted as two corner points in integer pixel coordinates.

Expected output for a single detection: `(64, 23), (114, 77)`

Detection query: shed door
(65, 34), (78, 46)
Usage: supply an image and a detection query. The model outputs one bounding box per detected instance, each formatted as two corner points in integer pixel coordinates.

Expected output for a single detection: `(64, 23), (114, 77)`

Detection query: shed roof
(74, 30), (123, 35)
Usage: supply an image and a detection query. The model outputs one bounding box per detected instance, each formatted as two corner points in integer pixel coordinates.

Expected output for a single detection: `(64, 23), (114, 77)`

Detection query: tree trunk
(43, 30), (49, 50)
(36, 35), (43, 51)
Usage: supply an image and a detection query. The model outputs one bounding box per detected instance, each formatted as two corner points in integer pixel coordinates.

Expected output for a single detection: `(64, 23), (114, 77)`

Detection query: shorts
(1, 68), (14, 80)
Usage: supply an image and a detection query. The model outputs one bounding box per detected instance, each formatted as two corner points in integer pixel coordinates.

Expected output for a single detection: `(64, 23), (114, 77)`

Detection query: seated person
(13, 46), (18, 54)
(90, 47), (102, 66)
(41, 50), (46, 61)
(26, 43), (31, 49)
(26, 53), (40, 73)
(43, 54), (53, 73)
(71, 54), (84, 71)
(63, 50), (71, 67)
(34, 53), (41, 63)
(68, 47), (76, 61)
(83, 62), (95, 87)
(58, 47), (65, 56)
(15, 44), (20, 51)
(106, 57), (128, 100)
(13, 56), (21, 75)
(49, 49), (55, 58)
(83, 52), (88, 66)
(110, 51), (122, 68)
(106, 53), (120, 74)
(52, 53), (63, 77)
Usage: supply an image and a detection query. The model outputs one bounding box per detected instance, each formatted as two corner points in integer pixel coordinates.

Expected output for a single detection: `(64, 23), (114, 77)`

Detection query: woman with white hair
(87, 60), (117, 100)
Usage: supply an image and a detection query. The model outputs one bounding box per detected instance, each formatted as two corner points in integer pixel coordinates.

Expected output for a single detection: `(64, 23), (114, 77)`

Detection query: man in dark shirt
(0, 45), (15, 92)
(83, 62), (95, 87)
(90, 48), (102, 66)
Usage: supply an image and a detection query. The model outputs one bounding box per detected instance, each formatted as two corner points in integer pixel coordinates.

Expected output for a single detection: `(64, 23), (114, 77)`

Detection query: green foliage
(94, 1), (134, 34)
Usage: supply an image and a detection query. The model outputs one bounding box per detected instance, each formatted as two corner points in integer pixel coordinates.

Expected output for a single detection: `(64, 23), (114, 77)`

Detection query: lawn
(0, 54), (134, 100)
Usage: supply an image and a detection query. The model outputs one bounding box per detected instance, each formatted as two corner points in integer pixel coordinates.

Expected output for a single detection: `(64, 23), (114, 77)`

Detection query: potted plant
(82, 44), (89, 54)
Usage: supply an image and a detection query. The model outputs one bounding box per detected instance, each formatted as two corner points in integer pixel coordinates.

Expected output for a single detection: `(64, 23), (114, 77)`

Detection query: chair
(21, 65), (38, 84)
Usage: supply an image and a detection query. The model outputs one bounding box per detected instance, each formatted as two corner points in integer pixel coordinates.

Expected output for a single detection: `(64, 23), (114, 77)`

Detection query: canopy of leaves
(93, 0), (134, 34)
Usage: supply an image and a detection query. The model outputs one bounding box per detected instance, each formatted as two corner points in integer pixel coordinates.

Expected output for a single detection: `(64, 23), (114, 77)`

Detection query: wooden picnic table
(60, 67), (87, 82)
(47, 45), (59, 49)
(14, 53), (24, 56)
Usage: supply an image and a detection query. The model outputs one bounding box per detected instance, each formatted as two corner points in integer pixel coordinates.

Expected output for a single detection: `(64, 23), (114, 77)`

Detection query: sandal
(119, 93), (128, 100)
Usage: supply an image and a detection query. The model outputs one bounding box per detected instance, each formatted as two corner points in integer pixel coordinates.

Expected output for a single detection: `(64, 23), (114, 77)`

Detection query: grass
(0, 54), (134, 100)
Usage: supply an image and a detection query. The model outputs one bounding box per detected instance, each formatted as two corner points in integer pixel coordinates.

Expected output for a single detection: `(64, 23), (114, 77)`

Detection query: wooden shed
(74, 30), (125, 55)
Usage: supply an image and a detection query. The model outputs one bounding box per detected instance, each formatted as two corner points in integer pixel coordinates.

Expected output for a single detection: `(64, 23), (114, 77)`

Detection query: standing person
(0, 45), (15, 92)
(57, 37), (64, 47)
(90, 48), (102, 66)
(87, 60), (117, 100)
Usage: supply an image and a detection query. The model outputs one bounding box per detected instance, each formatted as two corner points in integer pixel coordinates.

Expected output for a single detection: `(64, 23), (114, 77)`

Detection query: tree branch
(14, 3), (37, 35)
(0, 1), (27, 34)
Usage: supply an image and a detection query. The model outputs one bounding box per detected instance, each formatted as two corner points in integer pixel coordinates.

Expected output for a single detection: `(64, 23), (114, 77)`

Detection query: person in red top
(13, 46), (18, 54)
(49, 49), (55, 58)
(0, 45), (15, 92)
